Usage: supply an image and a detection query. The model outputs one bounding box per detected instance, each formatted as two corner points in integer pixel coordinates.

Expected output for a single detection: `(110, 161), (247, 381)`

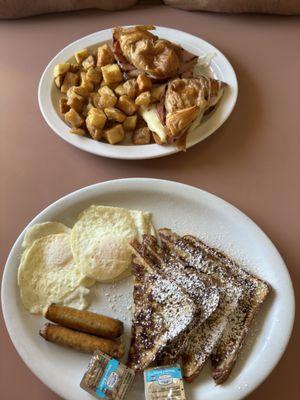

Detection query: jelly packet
(80, 350), (135, 400)
(144, 364), (186, 400)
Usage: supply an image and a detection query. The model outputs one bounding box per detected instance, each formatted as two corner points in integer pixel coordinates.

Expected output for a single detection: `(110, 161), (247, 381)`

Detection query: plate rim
(38, 26), (238, 160)
(1, 178), (295, 400)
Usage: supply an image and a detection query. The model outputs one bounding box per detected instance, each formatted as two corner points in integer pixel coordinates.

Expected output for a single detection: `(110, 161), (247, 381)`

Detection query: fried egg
(70, 205), (154, 282)
(18, 223), (91, 314)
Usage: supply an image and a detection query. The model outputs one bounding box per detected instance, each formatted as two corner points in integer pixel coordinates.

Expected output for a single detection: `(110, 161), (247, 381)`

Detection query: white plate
(1, 179), (294, 400)
(38, 27), (238, 160)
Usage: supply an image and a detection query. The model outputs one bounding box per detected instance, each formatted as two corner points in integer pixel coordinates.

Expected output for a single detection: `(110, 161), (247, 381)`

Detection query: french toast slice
(136, 235), (220, 365)
(127, 241), (199, 372)
(158, 228), (270, 384)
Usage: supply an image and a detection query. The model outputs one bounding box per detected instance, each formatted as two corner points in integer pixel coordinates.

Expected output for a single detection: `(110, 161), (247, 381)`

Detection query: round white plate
(2, 179), (294, 400)
(38, 27), (238, 160)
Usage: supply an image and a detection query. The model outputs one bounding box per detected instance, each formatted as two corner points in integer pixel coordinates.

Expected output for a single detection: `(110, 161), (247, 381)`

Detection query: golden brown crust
(39, 323), (124, 358)
(44, 304), (124, 338)
(113, 25), (184, 80)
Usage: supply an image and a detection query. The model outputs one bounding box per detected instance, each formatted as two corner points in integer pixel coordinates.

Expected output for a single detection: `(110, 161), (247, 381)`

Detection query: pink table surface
(0, 4), (299, 399)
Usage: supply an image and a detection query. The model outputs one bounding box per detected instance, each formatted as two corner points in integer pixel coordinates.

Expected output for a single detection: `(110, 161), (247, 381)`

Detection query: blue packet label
(145, 366), (182, 384)
(95, 358), (120, 398)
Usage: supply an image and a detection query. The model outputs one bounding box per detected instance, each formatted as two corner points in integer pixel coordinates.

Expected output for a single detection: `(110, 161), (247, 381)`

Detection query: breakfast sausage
(44, 304), (123, 338)
(39, 323), (125, 359)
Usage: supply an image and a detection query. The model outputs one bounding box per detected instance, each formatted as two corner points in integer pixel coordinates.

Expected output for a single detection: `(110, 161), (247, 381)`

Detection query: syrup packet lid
(80, 350), (135, 400)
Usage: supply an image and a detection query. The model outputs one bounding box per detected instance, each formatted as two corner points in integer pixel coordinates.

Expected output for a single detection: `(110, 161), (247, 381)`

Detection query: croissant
(113, 25), (197, 80)
(164, 76), (227, 145)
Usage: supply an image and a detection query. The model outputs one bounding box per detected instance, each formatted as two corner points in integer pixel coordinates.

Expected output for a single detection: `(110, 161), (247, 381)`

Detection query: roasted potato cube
(104, 107), (126, 123)
(75, 48), (89, 64)
(122, 79), (137, 99)
(82, 55), (95, 70)
(137, 74), (152, 93)
(132, 127), (151, 145)
(80, 72), (94, 92)
(90, 92), (101, 108)
(86, 119), (102, 140)
(98, 85), (117, 108)
(61, 72), (79, 94)
(103, 124), (125, 145)
(82, 101), (94, 117)
(151, 84), (166, 101)
(54, 75), (64, 89)
(69, 63), (81, 73)
(97, 44), (115, 67)
(67, 94), (85, 113)
(123, 115), (137, 131)
(115, 84), (125, 96)
(71, 86), (89, 98)
(135, 91), (151, 106)
(53, 63), (70, 78)
(101, 64), (123, 85)
(70, 127), (86, 136)
(86, 107), (107, 129)
(86, 66), (102, 83)
(64, 108), (84, 128)
(117, 95), (137, 116)
(59, 97), (70, 114)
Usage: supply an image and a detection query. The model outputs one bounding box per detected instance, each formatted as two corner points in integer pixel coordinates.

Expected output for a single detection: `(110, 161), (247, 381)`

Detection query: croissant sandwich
(113, 25), (198, 81)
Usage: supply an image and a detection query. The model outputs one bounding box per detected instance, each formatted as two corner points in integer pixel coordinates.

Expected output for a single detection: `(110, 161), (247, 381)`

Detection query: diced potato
(104, 107), (126, 123)
(59, 97), (70, 114)
(67, 94), (85, 113)
(117, 95), (137, 116)
(64, 108), (84, 128)
(137, 74), (152, 93)
(82, 55), (95, 70)
(86, 119), (102, 140)
(90, 92), (101, 108)
(61, 72), (79, 94)
(122, 79), (137, 99)
(101, 64), (123, 85)
(115, 84), (125, 96)
(151, 84), (166, 101)
(97, 44), (115, 67)
(53, 63), (70, 78)
(103, 124), (125, 145)
(86, 107), (107, 129)
(132, 127), (151, 145)
(75, 48), (89, 64)
(69, 63), (81, 73)
(123, 115), (137, 131)
(70, 127), (86, 136)
(80, 72), (94, 92)
(54, 75), (64, 89)
(135, 91), (151, 106)
(73, 85), (90, 98)
(98, 85), (117, 108)
(86, 66), (102, 83)
(82, 101), (94, 117)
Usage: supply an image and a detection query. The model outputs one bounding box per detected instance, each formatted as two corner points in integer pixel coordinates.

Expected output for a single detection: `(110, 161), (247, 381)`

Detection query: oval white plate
(38, 27), (238, 160)
(1, 179), (294, 400)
